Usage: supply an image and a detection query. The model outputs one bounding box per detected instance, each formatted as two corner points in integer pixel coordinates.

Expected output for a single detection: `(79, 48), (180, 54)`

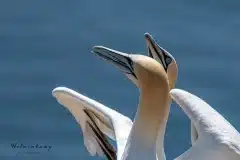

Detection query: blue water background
(0, 0), (239, 159)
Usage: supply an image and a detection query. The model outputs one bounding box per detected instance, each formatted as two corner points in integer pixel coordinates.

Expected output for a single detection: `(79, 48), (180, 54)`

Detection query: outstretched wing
(170, 88), (240, 160)
(52, 87), (133, 159)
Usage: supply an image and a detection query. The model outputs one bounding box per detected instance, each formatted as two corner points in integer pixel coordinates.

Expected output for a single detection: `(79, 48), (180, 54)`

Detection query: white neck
(121, 88), (170, 160)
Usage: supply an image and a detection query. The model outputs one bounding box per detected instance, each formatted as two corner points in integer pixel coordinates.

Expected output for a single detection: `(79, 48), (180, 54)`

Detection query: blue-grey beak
(92, 46), (137, 79)
(144, 33), (174, 71)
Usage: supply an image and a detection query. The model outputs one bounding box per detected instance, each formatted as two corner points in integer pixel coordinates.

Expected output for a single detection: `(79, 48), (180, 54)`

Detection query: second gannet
(92, 46), (170, 160)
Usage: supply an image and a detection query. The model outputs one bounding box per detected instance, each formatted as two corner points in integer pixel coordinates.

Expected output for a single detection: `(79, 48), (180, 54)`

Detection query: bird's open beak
(144, 33), (174, 71)
(92, 46), (137, 80)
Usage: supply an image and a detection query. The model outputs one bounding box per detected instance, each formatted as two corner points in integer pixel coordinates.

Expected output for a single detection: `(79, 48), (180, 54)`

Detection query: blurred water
(0, 0), (239, 159)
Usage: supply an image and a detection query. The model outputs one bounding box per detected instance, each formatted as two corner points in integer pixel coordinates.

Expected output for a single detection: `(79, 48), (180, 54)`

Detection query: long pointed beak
(144, 33), (174, 71)
(92, 46), (137, 79)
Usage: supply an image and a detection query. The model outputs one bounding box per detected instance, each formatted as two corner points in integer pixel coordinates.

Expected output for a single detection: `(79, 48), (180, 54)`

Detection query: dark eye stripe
(126, 57), (137, 79)
(148, 48), (154, 58)
(150, 46), (167, 71)
(159, 47), (172, 69)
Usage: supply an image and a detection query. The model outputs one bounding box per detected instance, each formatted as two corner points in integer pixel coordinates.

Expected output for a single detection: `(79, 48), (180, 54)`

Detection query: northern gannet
(52, 33), (177, 160)
(92, 46), (170, 159)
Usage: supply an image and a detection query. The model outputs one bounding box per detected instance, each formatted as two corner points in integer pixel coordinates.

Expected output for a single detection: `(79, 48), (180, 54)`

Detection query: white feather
(52, 87), (133, 159)
(170, 89), (240, 160)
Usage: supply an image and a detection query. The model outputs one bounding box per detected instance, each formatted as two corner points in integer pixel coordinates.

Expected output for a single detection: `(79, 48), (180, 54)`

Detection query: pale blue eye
(165, 57), (172, 65)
